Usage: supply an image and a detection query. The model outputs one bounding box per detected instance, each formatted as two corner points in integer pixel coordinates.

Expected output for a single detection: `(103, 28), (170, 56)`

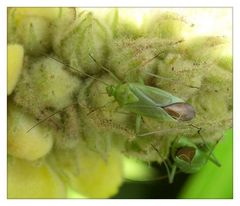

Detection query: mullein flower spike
(7, 8), (232, 198)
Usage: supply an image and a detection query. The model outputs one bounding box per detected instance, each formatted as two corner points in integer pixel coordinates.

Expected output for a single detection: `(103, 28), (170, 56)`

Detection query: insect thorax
(106, 85), (116, 97)
(107, 84), (139, 106)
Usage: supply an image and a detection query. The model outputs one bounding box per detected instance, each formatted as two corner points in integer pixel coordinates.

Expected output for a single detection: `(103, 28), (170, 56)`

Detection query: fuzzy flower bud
(8, 101), (54, 161)
(53, 11), (112, 76)
(142, 11), (193, 39)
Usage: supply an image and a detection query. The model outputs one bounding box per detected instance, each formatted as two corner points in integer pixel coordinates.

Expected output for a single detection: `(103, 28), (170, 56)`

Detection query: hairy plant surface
(7, 8), (232, 198)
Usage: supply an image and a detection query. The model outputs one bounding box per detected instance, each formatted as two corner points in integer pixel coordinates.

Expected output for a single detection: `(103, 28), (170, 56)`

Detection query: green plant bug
(35, 48), (196, 135)
(88, 54), (196, 134)
(151, 135), (221, 184)
(104, 82), (195, 133)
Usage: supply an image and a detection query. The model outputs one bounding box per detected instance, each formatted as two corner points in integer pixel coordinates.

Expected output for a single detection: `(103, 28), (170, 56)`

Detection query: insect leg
(198, 129), (221, 167)
(190, 124), (221, 167)
(151, 144), (176, 184)
(168, 164), (177, 184)
(203, 138), (222, 167)
(135, 114), (142, 135)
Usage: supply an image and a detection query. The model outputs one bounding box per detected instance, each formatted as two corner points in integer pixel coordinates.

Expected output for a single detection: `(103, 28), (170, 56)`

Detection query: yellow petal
(8, 157), (66, 198)
(13, 8), (61, 22)
(7, 44), (24, 95)
(11, 7), (76, 25)
(52, 145), (124, 198)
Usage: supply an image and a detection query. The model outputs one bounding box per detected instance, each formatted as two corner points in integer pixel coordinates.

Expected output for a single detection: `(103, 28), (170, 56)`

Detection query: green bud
(180, 36), (230, 63)
(14, 56), (81, 113)
(51, 8), (76, 54)
(155, 53), (203, 100)
(142, 11), (193, 39)
(214, 44), (232, 71)
(201, 63), (232, 112)
(13, 57), (82, 149)
(188, 87), (232, 142)
(16, 16), (51, 56)
(53, 11), (112, 75)
(217, 54), (232, 71)
(104, 8), (142, 39)
(77, 76), (135, 155)
(107, 38), (165, 82)
(190, 88), (230, 121)
(7, 8), (20, 44)
(53, 104), (82, 149)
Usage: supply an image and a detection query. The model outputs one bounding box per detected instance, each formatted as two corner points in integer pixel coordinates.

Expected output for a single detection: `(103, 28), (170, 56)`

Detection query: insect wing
(121, 83), (185, 121)
(129, 83), (184, 107)
(176, 149), (208, 173)
(172, 137), (209, 173)
(121, 83), (177, 121)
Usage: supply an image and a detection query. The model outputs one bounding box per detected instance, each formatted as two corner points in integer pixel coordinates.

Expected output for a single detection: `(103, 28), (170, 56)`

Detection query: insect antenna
(88, 54), (121, 83)
(138, 127), (187, 137)
(200, 134), (222, 167)
(125, 39), (185, 75)
(125, 50), (165, 76)
(43, 55), (110, 86)
(143, 71), (200, 89)
(189, 124), (221, 167)
(151, 144), (176, 183)
(26, 102), (78, 133)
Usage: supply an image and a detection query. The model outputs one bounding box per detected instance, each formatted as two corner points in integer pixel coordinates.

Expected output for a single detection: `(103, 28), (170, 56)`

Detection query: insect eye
(106, 86), (115, 96)
(163, 102), (196, 121)
(176, 147), (196, 163)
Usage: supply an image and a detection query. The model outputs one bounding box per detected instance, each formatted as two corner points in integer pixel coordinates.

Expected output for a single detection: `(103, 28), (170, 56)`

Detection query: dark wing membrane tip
(163, 102), (196, 121)
(176, 147), (196, 163)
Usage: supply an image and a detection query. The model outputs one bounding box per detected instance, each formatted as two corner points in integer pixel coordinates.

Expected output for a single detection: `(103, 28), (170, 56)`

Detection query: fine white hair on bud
(7, 8), (232, 198)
